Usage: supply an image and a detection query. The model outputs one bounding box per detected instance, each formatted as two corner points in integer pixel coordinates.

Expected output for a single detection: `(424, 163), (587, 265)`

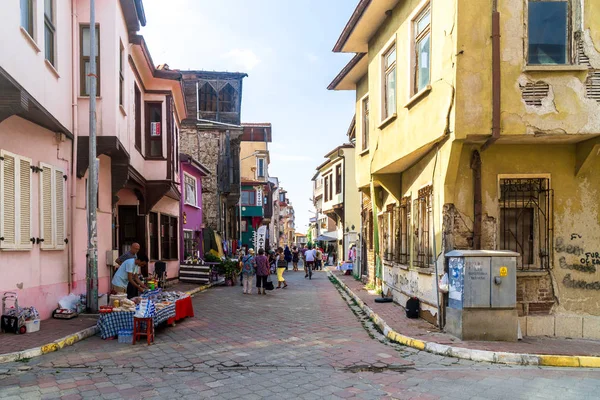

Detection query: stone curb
(0, 280), (222, 365)
(327, 271), (600, 369)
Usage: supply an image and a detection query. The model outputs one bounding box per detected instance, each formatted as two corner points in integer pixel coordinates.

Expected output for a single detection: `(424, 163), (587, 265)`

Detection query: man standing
(304, 246), (315, 279)
(111, 255), (148, 298)
(115, 243), (141, 267)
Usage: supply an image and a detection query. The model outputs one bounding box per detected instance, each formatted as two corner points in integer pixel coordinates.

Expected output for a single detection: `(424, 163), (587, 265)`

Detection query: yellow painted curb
(579, 356), (600, 368)
(539, 355), (581, 368)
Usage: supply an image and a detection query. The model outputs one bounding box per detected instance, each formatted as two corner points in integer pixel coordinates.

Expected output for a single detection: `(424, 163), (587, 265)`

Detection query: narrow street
(1, 272), (599, 400)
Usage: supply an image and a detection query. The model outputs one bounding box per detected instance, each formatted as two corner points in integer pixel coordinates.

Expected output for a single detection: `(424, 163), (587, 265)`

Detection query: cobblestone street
(1, 271), (600, 399)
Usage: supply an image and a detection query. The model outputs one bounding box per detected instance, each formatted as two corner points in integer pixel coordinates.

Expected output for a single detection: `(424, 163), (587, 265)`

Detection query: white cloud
(222, 49), (261, 71)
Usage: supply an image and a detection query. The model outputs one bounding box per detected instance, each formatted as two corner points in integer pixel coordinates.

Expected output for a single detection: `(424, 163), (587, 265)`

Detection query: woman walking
(292, 246), (300, 271)
(255, 248), (270, 295)
(241, 249), (256, 294)
(276, 247), (288, 289)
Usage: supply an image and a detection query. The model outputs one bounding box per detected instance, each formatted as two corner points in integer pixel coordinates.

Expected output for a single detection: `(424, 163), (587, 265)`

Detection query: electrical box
(105, 250), (119, 267)
(445, 250), (519, 341)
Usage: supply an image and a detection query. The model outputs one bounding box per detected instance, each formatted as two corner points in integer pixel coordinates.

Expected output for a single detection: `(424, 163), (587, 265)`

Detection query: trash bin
(444, 250), (519, 342)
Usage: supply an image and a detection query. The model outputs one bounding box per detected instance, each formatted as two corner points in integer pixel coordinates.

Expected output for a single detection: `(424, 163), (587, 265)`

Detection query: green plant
(218, 259), (239, 279)
(204, 251), (221, 263)
(365, 282), (376, 291)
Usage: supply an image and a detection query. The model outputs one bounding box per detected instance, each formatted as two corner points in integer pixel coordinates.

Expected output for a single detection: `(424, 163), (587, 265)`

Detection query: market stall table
(167, 295), (194, 325)
(97, 303), (175, 340)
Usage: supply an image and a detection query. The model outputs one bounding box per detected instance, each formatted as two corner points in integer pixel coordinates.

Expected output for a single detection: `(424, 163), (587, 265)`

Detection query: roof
(346, 115), (356, 140)
(332, 0), (400, 53)
(241, 123), (272, 142)
(130, 35), (182, 81)
(179, 153), (210, 176)
(120, 0), (146, 33)
(180, 70), (249, 80)
(327, 53), (367, 90)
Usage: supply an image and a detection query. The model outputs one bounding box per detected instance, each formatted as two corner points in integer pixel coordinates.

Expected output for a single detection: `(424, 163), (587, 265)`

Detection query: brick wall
(517, 273), (556, 316)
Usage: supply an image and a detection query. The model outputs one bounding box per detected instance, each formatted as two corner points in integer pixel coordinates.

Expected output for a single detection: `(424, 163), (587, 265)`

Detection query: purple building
(179, 153), (210, 261)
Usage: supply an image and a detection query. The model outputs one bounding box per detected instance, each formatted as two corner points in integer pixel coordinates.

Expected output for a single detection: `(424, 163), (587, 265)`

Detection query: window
(413, 4), (431, 94)
(20, 0), (33, 38)
(149, 212), (158, 260)
(39, 162), (66, 251)
(528, 1), (569, 65)
(0, 150), (32, 250)
(44, 0), (55, 66)
(119, 41), (124, 106)
(335, 165), (342, 195)
(219, 84), (236, 112)
(80, 25), (100, 96)
(145, 102), (163, 158)
(184, 173), (197, 206)
(198, 82), (217, 112)
(257, 158), (265, 178)
(279, 193), (286, 202)
(362, 96), (369, 150)
(414, 186), (432, 268)
(499, 178), (552, 270)
(324, 175), (329, 202)
(395, 197), (411, 264)
(134, 84), (141, 151)
(183, 230), (195, 259)
(383, 44), (397, 120)
(241, 190), (256, 206)
(160, 214), (178, 260)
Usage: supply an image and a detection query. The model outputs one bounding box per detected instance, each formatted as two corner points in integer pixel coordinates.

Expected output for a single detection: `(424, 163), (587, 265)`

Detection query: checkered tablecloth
(98, 303), (176, 339)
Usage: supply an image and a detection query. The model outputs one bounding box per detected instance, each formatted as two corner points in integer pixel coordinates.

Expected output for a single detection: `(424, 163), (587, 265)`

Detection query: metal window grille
(395, 197), (411, 264)
(500, 178), (553, 270)
(414, 186), (432, 268)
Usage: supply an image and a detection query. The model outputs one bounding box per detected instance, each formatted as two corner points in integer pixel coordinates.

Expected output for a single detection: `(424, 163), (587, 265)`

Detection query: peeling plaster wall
(456, 0), (600, 139)
(451, 144), (600, 316)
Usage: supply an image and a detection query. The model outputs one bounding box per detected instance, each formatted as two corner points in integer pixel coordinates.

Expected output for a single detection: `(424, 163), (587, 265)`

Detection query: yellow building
(329, 0), (600, 336)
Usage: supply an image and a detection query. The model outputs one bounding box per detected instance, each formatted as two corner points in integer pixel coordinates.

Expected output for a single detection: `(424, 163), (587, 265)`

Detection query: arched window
(198, 82), (217, 112)
(219, 83), (236, 112)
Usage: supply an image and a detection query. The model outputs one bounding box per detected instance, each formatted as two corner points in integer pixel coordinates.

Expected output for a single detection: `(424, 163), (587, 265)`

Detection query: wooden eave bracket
(575, 137), (600, 176)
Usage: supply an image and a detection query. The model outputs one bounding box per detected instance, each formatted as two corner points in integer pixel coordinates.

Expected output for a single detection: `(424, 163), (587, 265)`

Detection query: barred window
(414, 186), (433, 268)
(395, 197), (411, 264)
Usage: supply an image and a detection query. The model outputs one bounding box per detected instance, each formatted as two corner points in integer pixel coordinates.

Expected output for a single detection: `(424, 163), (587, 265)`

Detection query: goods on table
(135, 299), (155, 318)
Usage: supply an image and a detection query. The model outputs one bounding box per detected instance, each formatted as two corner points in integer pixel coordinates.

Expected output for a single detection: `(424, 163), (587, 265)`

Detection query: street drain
(340, 365), (415, 374)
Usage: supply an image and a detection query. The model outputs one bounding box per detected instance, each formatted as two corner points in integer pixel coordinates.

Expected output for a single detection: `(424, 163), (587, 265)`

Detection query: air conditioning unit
(106, 250), (119, 267)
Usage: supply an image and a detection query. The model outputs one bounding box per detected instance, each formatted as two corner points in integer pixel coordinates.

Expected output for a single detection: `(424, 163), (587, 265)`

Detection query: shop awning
(316, 231), (338, 242)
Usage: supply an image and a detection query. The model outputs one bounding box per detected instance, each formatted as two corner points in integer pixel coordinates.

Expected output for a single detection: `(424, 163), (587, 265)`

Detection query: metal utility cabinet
(444, 250), (519, 342)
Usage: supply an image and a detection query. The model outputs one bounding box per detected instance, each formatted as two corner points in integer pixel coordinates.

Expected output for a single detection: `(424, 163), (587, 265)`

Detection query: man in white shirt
(304, 247), (315, 279)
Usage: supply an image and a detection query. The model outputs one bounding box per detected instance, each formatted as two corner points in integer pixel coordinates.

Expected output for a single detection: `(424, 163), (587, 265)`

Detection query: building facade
(179, 71), (247, 254)
(330, 0), (600, 335)
(179, 153), (209, 261)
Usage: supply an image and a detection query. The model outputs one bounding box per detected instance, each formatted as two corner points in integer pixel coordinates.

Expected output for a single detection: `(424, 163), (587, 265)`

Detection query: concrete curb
(328, 271), (600, 368)
(0, 280), (222, 365)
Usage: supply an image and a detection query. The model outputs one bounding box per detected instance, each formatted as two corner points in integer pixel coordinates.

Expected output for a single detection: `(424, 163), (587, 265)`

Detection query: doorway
(118, 205), (147, 274)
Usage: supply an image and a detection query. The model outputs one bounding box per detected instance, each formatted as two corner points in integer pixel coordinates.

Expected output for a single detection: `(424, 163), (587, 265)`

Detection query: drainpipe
(471, 151), (482, 250)
(68, 0), (79, 292)
(337, 148), (346, 259)
(481, 1), (501, 151)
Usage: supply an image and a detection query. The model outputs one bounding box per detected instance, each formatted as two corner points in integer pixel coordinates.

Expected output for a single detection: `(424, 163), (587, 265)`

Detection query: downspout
(471, 151), (482, 249)
(337, 148), (346, 257)
(481, 1), (501, 151)
(431, 145), (441, 328)
(68, 0), (79, 292)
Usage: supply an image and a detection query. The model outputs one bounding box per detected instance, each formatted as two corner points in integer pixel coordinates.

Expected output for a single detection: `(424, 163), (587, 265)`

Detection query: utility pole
(86, 0), (99, 313)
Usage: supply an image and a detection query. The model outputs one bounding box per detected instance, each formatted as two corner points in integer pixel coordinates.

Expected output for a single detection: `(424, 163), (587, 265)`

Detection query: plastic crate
(117, 329), (133, 344)
(25, 319), (40, 333)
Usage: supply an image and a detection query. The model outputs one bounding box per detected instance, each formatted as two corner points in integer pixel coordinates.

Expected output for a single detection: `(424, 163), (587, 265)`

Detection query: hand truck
(1, 292), (27, 334)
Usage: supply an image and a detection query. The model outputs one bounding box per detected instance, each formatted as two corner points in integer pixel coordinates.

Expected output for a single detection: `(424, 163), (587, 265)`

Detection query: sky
(141, 0), (357, 234)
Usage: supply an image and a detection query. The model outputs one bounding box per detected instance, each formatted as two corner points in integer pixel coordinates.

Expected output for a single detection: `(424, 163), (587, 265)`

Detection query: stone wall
(180, 124), (221, 231)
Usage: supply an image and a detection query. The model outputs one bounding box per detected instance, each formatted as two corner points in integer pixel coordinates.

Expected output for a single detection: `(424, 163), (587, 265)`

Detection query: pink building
(0, 0), (186, 320)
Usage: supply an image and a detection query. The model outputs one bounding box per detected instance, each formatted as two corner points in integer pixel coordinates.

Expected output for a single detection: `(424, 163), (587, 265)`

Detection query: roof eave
(327, 53), (368, 91)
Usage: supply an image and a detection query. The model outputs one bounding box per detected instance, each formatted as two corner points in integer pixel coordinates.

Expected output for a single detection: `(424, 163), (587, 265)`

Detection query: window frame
(335, 164), (342, 195)
(38, 162), (66, 251)
(80, 24), (101, 97)
(198, 82), (218, 112)
(149, 212), (159, 261)
(361, 95), (369, 151)
(413, 186), (433, 269)
(134, 83), (141, 151)
(145, 101), (163, 159)
(526, 0), (573, 66)
(412, 2), (431, 95)
(219, 83), (236, 113)
(119, 40), (125, 106)
(183, 172), (197, 207)
(241, 190), (256, 206)
(381, 40), (397, 121)
(159, 214), (178, 260)
(44, 0), (56, 67)
(257, 158), (265, 178)
(183, 229), (195, 259)
(21, 0), (34, 39)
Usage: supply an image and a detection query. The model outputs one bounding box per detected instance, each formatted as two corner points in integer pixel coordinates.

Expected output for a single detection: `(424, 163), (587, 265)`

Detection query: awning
(316, 231), (338, 242)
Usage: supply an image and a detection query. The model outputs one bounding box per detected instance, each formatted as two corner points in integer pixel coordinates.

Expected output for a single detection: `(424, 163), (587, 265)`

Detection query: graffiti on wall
(555, 236), (598, 274)
(563, 274), (600, 291)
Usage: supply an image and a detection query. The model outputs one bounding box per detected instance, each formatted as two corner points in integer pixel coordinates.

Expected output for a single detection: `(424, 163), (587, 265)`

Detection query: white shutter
(39, 163), (55, 249)
(0, 150), (17, 249)
(54, 168), (66, 250)
(17, 157), (33, 249)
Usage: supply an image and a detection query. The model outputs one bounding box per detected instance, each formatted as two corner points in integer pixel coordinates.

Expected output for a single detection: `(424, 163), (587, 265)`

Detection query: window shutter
(39, 163), (55, 249)
(17, 157), (33, 249)
(0, 150), (17, 249)
(54, 168), (65, 250)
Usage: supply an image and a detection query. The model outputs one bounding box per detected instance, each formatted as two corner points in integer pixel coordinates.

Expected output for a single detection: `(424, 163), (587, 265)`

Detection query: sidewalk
(330, 270), (600, 367)
(0, 280), (220, 363)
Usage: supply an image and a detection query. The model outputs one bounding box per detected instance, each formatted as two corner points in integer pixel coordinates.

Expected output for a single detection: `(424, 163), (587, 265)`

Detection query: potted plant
(218, 259), (239, 286)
